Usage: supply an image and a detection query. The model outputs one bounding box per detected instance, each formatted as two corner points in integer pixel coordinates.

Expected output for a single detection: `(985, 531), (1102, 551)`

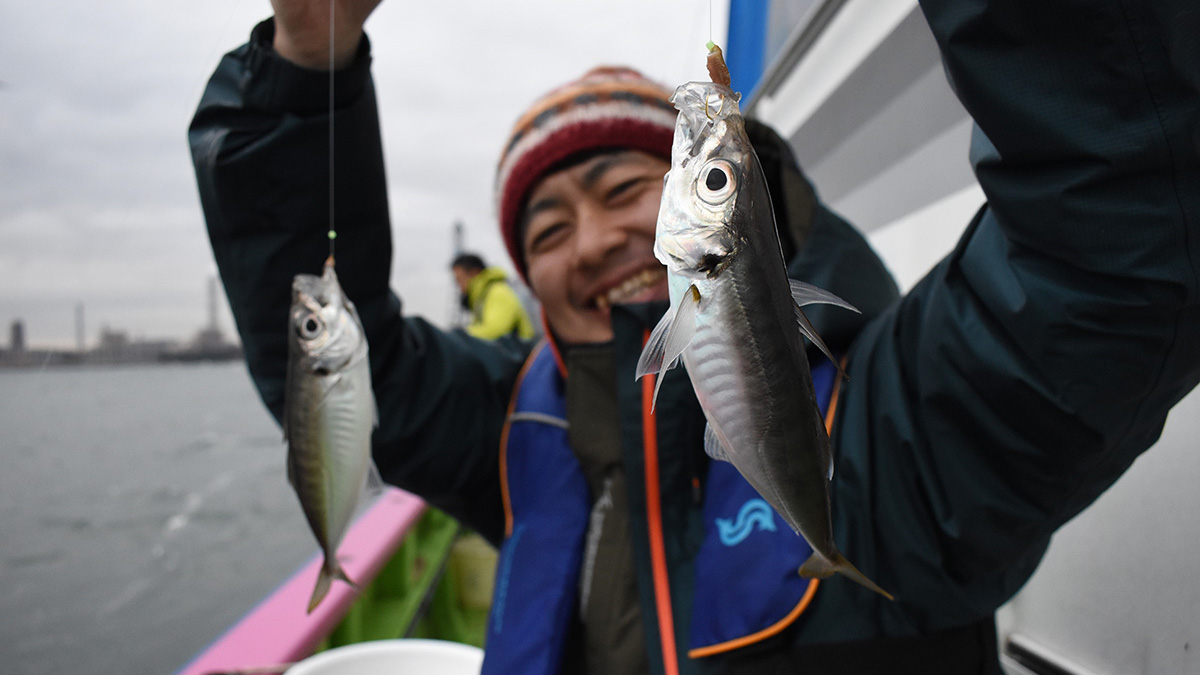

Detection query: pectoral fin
(635, 285), (701, 411)
(636, 305), (675, 380)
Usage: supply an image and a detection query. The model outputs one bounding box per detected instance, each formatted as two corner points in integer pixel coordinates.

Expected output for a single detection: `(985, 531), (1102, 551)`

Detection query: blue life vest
(485, 341), (839, 673)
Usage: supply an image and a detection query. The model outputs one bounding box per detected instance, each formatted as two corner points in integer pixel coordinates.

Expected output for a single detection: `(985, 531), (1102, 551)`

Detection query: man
(450, 253), (536, 341)
(190, 1), (1200, 673)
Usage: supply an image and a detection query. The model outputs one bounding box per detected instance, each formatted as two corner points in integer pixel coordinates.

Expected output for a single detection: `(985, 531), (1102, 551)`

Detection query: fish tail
(799, 551), (894, 601)
(336, 564), (361, 592)
(306, 559), (360, 613)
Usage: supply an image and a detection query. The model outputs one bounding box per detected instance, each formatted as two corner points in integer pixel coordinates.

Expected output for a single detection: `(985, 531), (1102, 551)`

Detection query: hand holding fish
(270, 0), (384, 69)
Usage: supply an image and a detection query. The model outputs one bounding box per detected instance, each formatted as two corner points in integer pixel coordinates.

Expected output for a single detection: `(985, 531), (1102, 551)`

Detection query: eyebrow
(581, 151), (639, 189)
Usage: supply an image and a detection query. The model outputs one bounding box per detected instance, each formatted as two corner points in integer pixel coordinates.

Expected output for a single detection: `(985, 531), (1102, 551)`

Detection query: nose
(572, 203), (628, 269)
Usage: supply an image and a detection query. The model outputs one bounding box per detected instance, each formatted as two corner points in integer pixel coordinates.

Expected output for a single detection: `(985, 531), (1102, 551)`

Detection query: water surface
(0, 362), (317, 675)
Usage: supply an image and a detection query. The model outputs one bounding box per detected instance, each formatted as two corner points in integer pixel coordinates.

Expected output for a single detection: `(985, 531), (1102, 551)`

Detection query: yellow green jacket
(464, 267), (535, 340)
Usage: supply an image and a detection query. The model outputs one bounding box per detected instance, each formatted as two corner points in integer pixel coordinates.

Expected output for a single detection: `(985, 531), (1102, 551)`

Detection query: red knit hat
(495, 66), (677, 280)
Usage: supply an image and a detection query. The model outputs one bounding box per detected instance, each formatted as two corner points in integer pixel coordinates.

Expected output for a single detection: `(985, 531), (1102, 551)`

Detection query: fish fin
(364, 459), (385, 498)
(307, 559), (360, 614)
(703, 423), (733, 463)
(792, 302), (842, 375)
(652, 285), (701, 411)
(788, 279), (856, 379)
(635, 303), (676, 380)
(788, 279), (859, 313)
(638, 286), (701, 411)
(306, 572), (331, 614)
(799, 551), (893, 601)
(347, 461), (384, 521)
(317, 371), (344, 404)
(335, 564), (360, 591)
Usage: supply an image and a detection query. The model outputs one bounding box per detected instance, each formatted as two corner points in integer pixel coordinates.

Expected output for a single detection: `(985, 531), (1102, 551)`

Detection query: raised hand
(269, 0), (384, 69)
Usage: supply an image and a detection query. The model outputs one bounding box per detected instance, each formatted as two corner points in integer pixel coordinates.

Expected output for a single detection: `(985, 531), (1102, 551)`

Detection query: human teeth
(600, 268), (662, 307)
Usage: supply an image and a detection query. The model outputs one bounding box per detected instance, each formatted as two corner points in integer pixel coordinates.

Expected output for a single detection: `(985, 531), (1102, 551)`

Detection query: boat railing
(172, 487), (490, 675)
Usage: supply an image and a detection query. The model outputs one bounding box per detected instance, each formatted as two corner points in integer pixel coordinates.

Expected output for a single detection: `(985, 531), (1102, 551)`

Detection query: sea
(0, 362), (320, 675)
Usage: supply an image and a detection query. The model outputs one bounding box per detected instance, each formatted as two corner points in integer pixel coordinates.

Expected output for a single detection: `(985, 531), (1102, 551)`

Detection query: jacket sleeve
(188, 19), (526, 544)
(813, 0), (1200, 639)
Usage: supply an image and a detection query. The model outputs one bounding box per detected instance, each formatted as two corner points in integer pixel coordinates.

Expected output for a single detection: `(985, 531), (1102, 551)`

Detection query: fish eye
(706, 169), (727, 191)
(696, 159), (736, 206)
(297, 313), (323, 339)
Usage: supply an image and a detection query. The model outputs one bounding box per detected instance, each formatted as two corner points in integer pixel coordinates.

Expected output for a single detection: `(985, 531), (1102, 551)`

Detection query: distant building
(0, 277), (243, 368)
(97, 326), (129, 352)
(76, 303), (85, 352)
(158, 277), (243, 362)
(10, 320), (25, 353)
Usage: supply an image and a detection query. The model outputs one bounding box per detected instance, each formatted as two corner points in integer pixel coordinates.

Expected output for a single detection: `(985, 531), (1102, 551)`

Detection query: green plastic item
(318, 507), (497, 651)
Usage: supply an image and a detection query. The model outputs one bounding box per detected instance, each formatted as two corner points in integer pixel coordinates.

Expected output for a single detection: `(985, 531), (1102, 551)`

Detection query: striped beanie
(495, 66), (677, 280)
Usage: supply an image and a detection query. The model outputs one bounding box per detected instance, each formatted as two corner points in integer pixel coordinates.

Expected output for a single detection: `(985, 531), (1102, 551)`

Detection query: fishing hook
(704, 93), (727, 122)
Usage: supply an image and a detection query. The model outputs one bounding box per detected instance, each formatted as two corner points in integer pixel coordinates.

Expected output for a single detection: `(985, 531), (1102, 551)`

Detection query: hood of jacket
(466, 267), (512, 307)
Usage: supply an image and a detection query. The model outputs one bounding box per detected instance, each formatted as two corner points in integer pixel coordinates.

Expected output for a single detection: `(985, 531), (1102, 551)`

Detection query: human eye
(526, 218), (570, 256)
(606, 177), (642, 201)
(604, 172), (659, 207)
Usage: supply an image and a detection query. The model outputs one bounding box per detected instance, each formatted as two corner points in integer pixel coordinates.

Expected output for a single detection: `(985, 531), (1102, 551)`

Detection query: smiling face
(520, 150), (671, 344)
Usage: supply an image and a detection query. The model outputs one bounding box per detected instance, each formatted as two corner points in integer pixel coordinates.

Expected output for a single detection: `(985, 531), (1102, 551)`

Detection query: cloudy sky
(0, 0), (727, 348)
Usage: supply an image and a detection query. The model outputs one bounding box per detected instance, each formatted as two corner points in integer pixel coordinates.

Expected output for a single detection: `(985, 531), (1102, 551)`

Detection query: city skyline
(1, 1), (725, 351)
(3, 277), (238, 352)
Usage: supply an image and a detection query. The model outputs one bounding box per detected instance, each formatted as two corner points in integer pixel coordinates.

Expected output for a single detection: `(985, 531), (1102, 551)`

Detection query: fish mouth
(591, 266), (668, 311)
(292, 275), (340, 310)
(670, 82), (741, 153)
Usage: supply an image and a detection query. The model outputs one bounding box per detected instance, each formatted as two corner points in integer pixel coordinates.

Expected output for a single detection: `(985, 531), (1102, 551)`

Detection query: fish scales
(637, 46), (890, 600)
(290, 364), (372, 541)
(687, 255), (826, 530)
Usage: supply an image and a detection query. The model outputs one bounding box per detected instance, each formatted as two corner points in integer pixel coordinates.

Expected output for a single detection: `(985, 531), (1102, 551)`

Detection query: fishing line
(679, 0), (711, 81)
(326, 0), (336, 263)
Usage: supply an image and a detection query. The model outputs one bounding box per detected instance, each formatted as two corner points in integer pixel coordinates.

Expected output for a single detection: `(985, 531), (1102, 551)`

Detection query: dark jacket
(189, 2), (1200, 672)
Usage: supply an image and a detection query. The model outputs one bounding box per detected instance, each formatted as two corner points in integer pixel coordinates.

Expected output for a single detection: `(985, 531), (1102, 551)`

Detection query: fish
(635, 45), (891, 600)
(284, 257), (380, 613)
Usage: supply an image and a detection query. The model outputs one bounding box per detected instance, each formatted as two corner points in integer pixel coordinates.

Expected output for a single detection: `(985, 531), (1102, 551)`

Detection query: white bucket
(287, 639), (483, 675)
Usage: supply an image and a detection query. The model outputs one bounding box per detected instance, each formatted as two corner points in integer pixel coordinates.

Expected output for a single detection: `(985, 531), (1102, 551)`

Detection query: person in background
(189, 1), (1200, 673)
(451, 252), (536, 341)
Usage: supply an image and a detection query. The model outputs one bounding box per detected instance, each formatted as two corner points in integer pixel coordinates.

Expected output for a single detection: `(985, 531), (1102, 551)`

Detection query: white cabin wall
(996, 396), (1200, 674)
(749, 0), (978, 292)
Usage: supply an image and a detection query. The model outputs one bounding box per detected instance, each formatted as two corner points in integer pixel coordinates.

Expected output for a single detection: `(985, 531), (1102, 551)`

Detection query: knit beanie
(495, 66), (678, 280)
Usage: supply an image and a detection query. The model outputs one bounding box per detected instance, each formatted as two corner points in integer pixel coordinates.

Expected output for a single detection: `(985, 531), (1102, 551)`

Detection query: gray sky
(0, 0), (725, 348)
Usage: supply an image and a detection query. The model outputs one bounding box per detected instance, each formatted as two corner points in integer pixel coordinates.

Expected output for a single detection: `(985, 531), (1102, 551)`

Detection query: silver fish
(285, 258), (379, 612)
(636, 76), (891, 600)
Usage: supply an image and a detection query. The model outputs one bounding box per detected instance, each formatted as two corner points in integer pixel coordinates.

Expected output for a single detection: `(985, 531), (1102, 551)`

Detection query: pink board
(174, 488), (427, 675)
